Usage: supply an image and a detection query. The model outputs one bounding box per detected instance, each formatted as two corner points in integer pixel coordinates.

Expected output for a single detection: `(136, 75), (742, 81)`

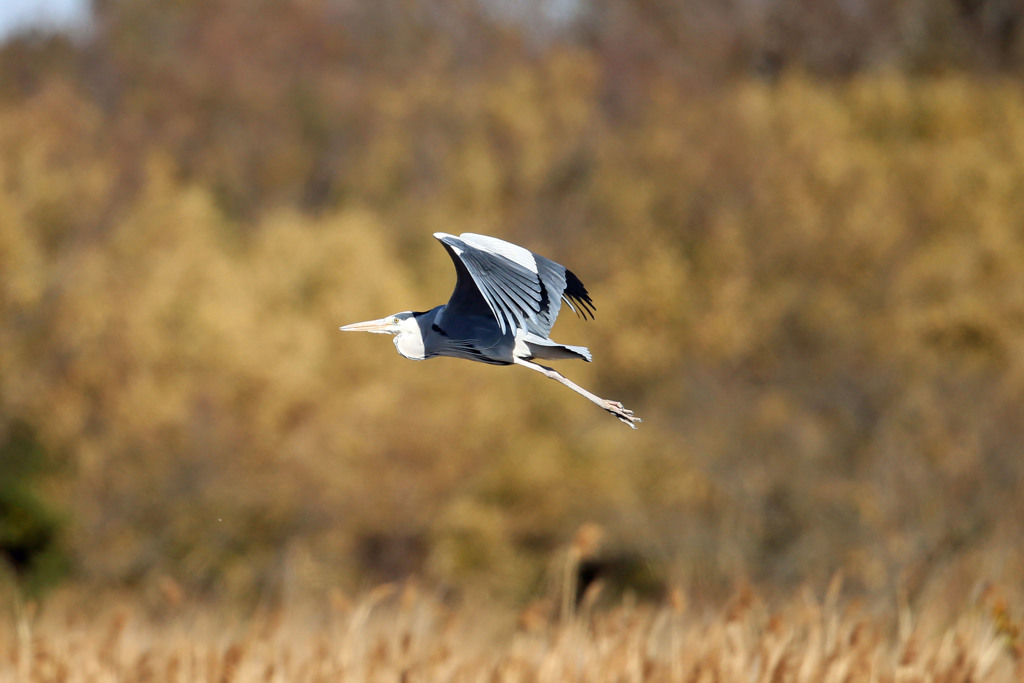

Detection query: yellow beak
(339, 317), (395, 333)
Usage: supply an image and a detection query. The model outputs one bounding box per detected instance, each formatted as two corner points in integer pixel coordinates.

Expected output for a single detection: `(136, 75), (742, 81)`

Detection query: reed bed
(2, 581), (1021, 683)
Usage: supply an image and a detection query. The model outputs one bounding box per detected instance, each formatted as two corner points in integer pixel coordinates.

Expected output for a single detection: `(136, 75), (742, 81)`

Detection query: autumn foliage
(1, 1), (1023, 644)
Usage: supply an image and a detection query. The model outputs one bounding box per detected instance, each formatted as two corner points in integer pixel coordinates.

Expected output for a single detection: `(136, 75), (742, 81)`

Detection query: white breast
(394, 331), (426, 360)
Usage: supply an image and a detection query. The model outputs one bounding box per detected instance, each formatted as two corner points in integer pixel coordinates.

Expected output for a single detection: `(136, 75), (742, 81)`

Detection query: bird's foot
(602, 400), (641, 429)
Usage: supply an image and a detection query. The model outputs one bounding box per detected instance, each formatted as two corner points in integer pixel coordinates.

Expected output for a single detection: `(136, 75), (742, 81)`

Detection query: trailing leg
(513, 357), (641, 428)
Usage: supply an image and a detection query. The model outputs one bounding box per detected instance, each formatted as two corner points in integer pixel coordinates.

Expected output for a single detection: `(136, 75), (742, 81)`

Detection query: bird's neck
(393, 308), (439, 361)
(394, 330), (425, 360)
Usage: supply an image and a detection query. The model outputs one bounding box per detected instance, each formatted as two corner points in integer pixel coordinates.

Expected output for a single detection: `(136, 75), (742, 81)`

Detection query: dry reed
(2, 581), (1021, 683)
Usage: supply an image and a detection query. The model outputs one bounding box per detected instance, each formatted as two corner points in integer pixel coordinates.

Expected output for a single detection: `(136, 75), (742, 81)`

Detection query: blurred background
(2, 0), (1024, 612)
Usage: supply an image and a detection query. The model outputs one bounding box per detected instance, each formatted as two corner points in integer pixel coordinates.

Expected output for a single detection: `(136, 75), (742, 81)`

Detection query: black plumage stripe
(537, 278), (551, 316)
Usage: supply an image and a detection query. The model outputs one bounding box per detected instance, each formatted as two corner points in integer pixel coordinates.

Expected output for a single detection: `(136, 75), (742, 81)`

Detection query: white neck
(393, 317), (427, 360)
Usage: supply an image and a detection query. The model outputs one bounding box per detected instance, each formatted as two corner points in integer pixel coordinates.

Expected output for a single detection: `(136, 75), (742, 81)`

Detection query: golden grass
(3, 581), (1022, 683)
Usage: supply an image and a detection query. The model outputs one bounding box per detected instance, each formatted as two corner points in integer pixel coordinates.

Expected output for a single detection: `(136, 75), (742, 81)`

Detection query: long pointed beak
(339, 317), (394, 333)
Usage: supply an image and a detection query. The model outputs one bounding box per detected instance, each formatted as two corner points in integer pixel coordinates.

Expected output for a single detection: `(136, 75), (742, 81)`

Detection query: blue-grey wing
(433, 232), (594, 337)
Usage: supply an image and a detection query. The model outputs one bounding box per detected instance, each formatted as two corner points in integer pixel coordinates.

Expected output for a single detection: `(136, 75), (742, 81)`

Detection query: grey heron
(340, 233), (641, 428)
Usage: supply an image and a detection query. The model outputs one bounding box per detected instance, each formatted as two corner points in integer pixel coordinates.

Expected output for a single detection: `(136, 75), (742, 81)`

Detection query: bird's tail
(564, 344), (593, 362)
(521, 333), (592, 362)
(526, 342), (592, 362)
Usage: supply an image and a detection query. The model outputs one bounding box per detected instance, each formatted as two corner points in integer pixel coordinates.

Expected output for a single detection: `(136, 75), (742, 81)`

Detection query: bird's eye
(391, 316), (400, 324)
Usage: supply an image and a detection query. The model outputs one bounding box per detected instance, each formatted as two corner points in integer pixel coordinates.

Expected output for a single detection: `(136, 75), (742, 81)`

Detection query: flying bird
(340, 233), (640, 428)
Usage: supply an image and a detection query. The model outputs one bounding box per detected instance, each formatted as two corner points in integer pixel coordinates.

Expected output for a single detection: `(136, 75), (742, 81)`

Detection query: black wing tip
(564, 268), (596, 320)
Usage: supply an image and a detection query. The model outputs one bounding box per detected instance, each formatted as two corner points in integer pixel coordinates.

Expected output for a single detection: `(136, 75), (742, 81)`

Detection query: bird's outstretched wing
(433, 232), (594, 337)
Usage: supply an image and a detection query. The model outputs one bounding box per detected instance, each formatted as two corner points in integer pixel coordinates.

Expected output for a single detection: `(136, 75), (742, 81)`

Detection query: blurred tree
(0, 419), (68, 597)
(1, 0), (1024, 607)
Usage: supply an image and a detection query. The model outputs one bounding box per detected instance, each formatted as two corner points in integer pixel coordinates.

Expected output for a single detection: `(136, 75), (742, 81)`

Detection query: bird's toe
(602, 400), (641, 429)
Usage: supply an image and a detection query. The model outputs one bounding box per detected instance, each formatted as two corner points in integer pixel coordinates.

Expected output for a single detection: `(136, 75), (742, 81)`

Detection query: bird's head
(339, 311), (427, 360)
(339, 311), (418, 335)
